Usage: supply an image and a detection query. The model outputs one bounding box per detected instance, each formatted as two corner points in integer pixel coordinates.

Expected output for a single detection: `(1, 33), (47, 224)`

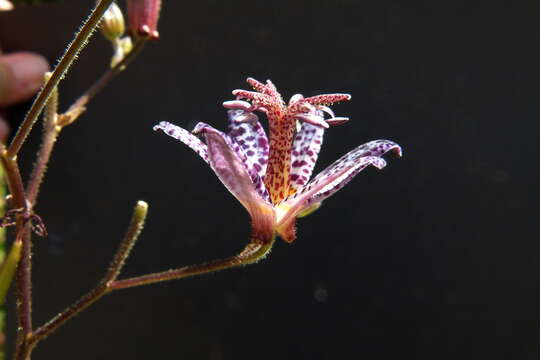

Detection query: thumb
(0, 52), (49, 107)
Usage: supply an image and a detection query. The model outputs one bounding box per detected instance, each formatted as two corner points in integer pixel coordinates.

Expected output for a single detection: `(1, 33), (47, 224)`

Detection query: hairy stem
(104, 201), (147, 283)
(110, 236), (275, 291)
(0, 165), (7, 360)
(27, 38), (148, 204)
(29, 201), (148, 347)
(26, 79), (59, 207)
(8, 3), (115, 359)
(0, 147), (32, 360)
(7, 0), (114, 159)
(0, 153), (25, 210)
(30, 233), (274, 349)
(13, 228), (32, 360)
(60, 38), (147, 126)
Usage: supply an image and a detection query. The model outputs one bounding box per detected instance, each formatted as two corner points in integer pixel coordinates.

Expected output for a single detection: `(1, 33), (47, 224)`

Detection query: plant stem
(29, 201), (148, 347)
(110, 237), (275, 291)
(0, 153), (25, 210)
(60, 38), (147, 126)
(7, 3), (115, 359)
(0, 165), (7, 360)
(13, 228), (32, 360)
(104, 201), (147, 283)
(0, 239), (22, 305)
(27, 38), (147, 206)
(26, 79), (58, 207)
(30, 233), (274, 349)
(7, 0), (114, 159)
(0, 147), (32, 360)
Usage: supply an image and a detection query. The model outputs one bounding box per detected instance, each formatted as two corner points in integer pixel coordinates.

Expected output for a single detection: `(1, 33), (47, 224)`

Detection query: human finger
(0, 52), (49, 107)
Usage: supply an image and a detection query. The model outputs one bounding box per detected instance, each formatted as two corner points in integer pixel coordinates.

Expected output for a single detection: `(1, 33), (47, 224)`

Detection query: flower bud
(127, 0), (161, 39)
(111, 36), (133, 68)
(100, 2), (126, 42)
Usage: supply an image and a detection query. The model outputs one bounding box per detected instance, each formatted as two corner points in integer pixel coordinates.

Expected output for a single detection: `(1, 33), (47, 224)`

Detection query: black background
(1, 0), (540, 359)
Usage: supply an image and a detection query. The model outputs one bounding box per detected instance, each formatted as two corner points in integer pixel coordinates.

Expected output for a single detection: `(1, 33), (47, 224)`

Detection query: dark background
(1, 0), (540, 359)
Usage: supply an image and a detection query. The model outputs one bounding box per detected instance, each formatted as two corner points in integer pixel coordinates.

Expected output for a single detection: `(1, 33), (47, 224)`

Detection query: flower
(127, 0), (161, 39)
(154, 78), (401, 244)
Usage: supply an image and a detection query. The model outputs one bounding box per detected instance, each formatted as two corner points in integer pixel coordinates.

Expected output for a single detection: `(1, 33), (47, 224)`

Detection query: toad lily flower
(154, 78), (401, 263)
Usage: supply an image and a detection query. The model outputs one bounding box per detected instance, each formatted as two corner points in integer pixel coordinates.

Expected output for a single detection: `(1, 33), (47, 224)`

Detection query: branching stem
(30, 230), (274, 351)
(7, 0), (115, 159)
(26, 78), (59, 207)
(7, 2), (115, 359)
(110, 238), (274, 291)
(61, 38), (147, 125)
(24, 201), (148, 358)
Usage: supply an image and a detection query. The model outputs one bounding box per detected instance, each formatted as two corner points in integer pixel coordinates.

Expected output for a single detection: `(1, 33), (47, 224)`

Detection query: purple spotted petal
(153, 121), (208, 162)
(195, 122), (271, 205)
(308, 139), (402, 186)
(199, 125), (275, 241)
(289, 122), (324, 192)
(278, 140), (401, 225)
(227, 109), (270, 179)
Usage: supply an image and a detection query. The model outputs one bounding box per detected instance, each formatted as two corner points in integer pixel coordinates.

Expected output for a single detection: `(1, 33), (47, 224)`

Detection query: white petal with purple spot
(202, 127), (273, 214)
(308, 139), (402, 187)
(153, 121), (209, 162)
(196, 122), (271, 204)
(289, 122), (325, 192)
(278, 140), (401, 222)
(227, 110), (270, 179)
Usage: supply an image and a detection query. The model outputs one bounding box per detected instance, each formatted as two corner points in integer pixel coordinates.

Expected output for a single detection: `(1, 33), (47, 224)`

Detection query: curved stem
(29, 201), (148, 347)
(0, 152), (25, 210)
(30, 233), (274, 349)
(27, 38), (148, 207)
(110, 236), (275, 291)
(26, 79), (59, 207)
(7, 0), (114, 159)
(61, 38), (147, 124)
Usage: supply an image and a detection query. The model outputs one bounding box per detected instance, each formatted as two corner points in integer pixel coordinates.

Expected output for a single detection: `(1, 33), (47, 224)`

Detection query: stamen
(234, 112), (259, 123)
(294, 113), (329, 128)
(223, 100), (253, 111)
(326, 117), (349, 126)
(319, 105), (335, 118)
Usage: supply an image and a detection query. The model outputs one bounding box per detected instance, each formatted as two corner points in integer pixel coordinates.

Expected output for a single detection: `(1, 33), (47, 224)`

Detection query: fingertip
(0, 52), (49, 107)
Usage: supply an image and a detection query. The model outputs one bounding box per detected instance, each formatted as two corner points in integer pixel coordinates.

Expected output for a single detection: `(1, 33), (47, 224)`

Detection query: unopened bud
(100, 2), (126, 42)
(111, 36), (133, 68)
(127, 0), (161, 39)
